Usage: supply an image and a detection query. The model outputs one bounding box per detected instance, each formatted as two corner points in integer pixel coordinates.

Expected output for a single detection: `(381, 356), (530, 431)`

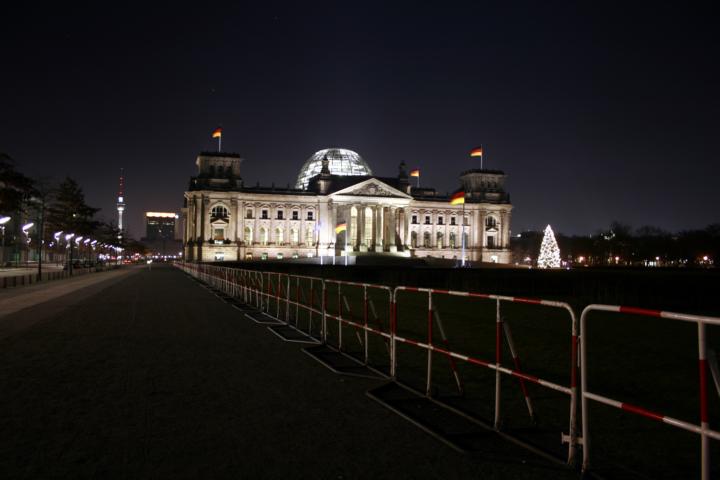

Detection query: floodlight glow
(65, 233), (75, 240)
(22, 222), (34, 232)
(0, 216), (10, 225)
(84, 238), (91, 244)
(54, 231), (63, 239)
(91, 240), (97, 245)
(75, 236), (84, 244)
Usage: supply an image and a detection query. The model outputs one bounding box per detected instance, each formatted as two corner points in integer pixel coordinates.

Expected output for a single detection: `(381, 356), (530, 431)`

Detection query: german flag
(470, 147), (483, 157)
(409, 169), (420, 177)
(211, 127), (222, 138)
(450, 191), (465, 205)
(335, 222), (347, 234)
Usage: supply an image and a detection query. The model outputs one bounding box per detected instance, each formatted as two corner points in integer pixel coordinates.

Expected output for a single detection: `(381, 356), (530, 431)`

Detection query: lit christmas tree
(537, 224), (561, 268)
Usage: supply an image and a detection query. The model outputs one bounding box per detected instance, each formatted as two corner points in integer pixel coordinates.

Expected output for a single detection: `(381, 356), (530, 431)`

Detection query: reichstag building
(182, 148), (512, 263)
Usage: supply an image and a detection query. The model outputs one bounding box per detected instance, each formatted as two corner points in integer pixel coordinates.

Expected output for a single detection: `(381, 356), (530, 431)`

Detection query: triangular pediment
(330, 178), (412, 199)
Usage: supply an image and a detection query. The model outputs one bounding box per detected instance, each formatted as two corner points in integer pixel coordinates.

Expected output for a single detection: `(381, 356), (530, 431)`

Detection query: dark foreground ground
(0, 264), (577, 479)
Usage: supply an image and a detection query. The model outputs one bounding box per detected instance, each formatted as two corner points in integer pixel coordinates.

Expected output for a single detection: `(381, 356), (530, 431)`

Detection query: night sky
(2, 3), (718, 238)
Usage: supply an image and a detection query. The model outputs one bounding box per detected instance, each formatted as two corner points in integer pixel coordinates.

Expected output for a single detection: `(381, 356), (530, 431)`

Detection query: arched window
(290, 228), (299, 245)
(463, 232), (469, 248)
(423, 231), (431, 248)
(411, 231), (418, 248)
(449, 232), (456, 248)
(260, 227), (268, 246)
(436, 232), (444, 249)
(485, 216), (497, 229)
(211, 205), (229, 219)
(275, 226), (284, 245)
(244, 226), (252, 245)
(306, 227), (314, 246)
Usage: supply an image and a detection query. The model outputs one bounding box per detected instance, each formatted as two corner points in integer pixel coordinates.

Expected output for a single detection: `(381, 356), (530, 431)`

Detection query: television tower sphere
(295, 148), (372, 189)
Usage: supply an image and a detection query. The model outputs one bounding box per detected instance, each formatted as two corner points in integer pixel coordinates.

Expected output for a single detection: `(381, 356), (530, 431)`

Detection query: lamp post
(22, 222), (34, 268)
(0, 216), (10, 266)
(65, 233), (75, 275)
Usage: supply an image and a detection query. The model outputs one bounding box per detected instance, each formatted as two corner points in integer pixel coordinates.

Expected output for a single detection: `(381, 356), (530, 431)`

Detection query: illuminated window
(213, 228), (225, 241)
(423, 231), (431, 247)
(211, 205), (229, 219)
(260, 227), (268, 246)
(290, 228), (298, 245)
(306, 227), (314, 246)
(295, 148), (372, 190)
(436, 232), (443, 248)
(449, 232), (456, 248)
(275, 227), (284, 244)
(244, 226), (252, 244)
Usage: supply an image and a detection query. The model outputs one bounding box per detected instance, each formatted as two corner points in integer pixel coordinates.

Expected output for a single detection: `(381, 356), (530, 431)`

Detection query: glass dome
(296, 148), (372, 189)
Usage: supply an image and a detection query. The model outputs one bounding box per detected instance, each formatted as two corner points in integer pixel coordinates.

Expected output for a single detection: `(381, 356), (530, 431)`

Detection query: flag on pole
(211, 127), (222, 138)
(335, 222), (347, 234)
(470, 147), (483, 157)
(450, 191), (465, 205)
(409, 169), (420, 177)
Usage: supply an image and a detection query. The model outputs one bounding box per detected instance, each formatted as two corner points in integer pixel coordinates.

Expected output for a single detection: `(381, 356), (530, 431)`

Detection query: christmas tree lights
(537, 224), (561, 268)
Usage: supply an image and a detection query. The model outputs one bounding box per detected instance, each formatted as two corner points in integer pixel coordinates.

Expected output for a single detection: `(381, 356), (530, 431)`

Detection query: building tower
(117, 169), (125, 240)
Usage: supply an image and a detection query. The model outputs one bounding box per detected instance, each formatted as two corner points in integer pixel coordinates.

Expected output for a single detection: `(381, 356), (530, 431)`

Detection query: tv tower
(117, 169), (125, 240)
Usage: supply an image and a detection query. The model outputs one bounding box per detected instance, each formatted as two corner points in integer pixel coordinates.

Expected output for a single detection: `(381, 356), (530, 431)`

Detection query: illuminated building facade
(143, 212), (182, 256)
(183, 148), (512, 263)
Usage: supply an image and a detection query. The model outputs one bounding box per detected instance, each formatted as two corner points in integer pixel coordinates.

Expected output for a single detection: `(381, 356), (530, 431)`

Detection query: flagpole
(461, 200), (466, 267)
(416, 175), (420, 188)
(218, 135), (222, 152)
(480, 144), (483, 170)
(345, 230), (348, 266)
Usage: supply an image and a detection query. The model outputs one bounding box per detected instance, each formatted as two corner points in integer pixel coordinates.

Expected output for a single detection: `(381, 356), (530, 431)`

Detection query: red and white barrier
(580, 304), (720, 480)
(392, 286), (580, 465)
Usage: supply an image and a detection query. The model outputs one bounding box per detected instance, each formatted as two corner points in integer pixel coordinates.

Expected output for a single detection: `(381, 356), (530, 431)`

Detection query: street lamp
(0, 216), (10, 266)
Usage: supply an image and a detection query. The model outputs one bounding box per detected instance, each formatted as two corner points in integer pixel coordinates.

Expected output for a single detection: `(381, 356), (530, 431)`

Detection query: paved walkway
(0, 264), (575, 479)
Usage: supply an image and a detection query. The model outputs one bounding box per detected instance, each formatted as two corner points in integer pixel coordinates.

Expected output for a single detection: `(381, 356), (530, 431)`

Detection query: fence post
(494, 297), (502, 430)
(426, 291), (434, 397)
(698, 321), (709, 480)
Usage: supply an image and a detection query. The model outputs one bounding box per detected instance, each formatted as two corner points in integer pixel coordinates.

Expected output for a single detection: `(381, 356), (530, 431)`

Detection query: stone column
(370, 206), (377, 251)
(357, 205), (364, 249)
(398, 209), (405, 247)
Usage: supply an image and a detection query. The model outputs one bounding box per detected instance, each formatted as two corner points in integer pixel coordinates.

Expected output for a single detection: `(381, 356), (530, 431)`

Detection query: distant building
(143, 212), (182, 256)
(182, 148), (513, 263)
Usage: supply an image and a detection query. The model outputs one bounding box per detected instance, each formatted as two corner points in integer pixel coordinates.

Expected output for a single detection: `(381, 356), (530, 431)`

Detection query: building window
(214, 252), (224, 261)
(307, 211), (314, 220)
(211, 205), (229, 219)
(261, 209), (268, 219)
(411, 215), (418, 224)
(275, 227), (284, 244)
(486, 216), (497, 229)
(292, 210), (299, 220)
(213, 228), (225, 241)
(260, 227), (268, 246)
(261, 252), (268, 260)
(423, 231), (431, 247)
(245, 253), (253, 260)
(450, 217), (456, 225)
(277, 210), (284, 220)
(487, 235), (495, 248)
(290, 228), (299, 245)
(411, 231), (418, 248)
(306, 227), (314, 246)
(436, 232), (444, 248)
(277, 253), (283, 260)
(244, 226), (252, 245)
(424, 216), (431, 225)
(449, 232), (456, 248)
(246, 209), (253, 219)
(438, 216), (444, 225)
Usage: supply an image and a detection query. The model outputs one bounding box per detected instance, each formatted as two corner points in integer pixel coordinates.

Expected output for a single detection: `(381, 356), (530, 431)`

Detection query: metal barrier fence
(174, 262), (718, 477)
(323, 279), (394, 374)
(392, 286), (579, 464)
(580, 304), (720, 480)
